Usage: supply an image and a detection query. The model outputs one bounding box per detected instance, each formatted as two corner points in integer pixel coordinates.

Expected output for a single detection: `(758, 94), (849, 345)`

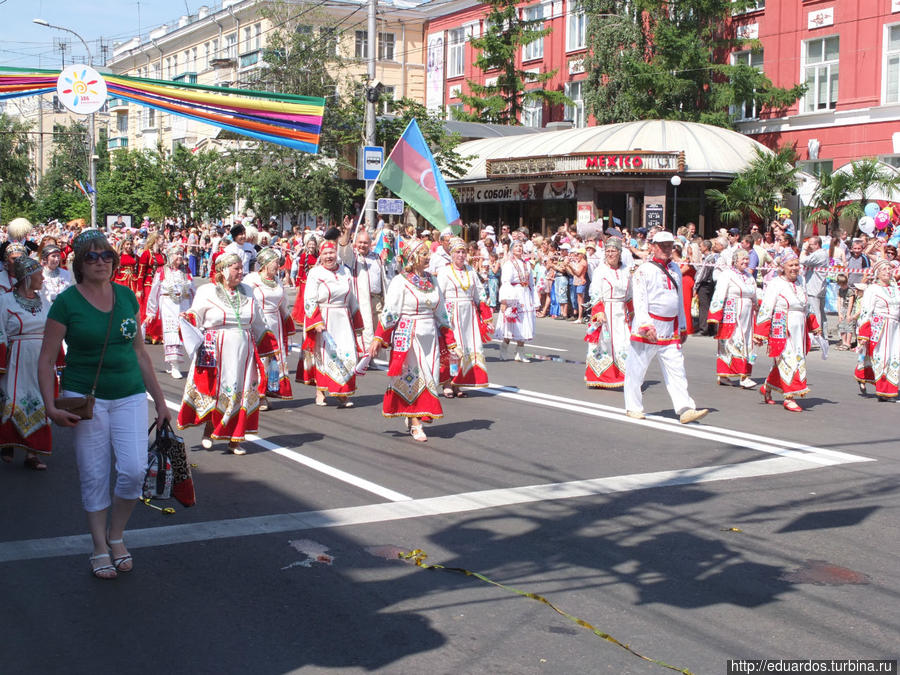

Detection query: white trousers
(65, 391), (149, 512)
(624, 341), (696, 415)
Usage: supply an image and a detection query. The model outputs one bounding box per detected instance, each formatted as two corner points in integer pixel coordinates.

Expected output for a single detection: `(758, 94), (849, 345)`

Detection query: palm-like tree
(840, 158), (900, 222)
(706, 145), (799, 230)
(808, 169), (853, 232)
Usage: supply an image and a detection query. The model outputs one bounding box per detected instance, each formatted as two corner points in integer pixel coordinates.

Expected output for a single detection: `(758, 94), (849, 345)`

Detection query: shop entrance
(594, 192), (629, 231)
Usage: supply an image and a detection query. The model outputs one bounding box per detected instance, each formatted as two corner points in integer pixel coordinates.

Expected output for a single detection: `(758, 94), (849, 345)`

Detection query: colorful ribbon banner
(0, 66), (325, 154)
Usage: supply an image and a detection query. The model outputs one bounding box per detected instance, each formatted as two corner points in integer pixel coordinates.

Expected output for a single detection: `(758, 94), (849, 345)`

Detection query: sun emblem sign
(56, 64), (107, 115)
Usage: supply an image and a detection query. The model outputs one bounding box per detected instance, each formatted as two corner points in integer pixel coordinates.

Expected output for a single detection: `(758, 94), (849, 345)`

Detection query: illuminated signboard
(486, 151), (685, 178)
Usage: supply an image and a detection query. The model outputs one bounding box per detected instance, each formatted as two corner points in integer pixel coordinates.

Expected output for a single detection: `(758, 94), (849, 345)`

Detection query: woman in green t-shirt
(38, 229), (170, 581)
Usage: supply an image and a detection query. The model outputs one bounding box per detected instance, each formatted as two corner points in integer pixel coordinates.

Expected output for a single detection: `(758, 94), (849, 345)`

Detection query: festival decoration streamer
(0, 66), (325, 154)
(398, 549), (694, 674)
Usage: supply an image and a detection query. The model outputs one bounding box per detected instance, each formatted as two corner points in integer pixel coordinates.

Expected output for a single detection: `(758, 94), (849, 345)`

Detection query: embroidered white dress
(245, 272), (294, 399)
(375, 273), (455, 418)
(0, 293), (52, 453)
(754, 276), (815, 397)
(855, 282), (900, 398)
(708, 267), (758, 379)
(493, 257), (535, 342)
(145, 266), (194, 365)
(585, 263), (632, 388)
(300, 264), (362, 397)
(437, 264), (489, 388)
(40, 267), (73, 305)
(177, 283), (277, 442)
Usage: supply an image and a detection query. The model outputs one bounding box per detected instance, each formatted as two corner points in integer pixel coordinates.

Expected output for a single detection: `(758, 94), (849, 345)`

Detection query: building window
(448, 103), (464, 120)
(254, 23), (262, 50)
(522, 4), (545, 62)
(204, 42), (210, 70)
(244, 26), (252, 52)
(803, 36), (839, 112)
(522, 97), (543, 127)
(380, 85), (396, 114)
(886, 24), (900, 104)
(378, 32), (395, 61)
(320, 27), (338, 56)
(212, 38), (219, 59)
(732, 49), (764, 120)
(732, 0), (764, 14)
(143, 107), (156, 130)
(116, 113), (129, 134)
(564, 81), (585, 128)
(355, 30), (368, 59)
(566, 3), (586, 52)
(225, 32), (237, 59)
(152, 63), (161, 80)
(448, 28), (465, 78)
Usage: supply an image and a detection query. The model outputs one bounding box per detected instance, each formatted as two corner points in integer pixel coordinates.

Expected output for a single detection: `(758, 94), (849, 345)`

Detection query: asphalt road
(2, 300), (898, 675)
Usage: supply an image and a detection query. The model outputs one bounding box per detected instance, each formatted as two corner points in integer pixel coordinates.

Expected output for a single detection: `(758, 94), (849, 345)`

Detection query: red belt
(649, 312), (676, 322)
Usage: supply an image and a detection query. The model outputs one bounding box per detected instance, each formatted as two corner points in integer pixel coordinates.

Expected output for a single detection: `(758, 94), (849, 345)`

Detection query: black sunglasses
(84, 250), (115, 264)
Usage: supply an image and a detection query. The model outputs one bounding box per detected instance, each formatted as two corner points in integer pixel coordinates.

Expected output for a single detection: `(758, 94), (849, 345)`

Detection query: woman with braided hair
(177, 253), (278, 455)
(368, 237), (457, 442)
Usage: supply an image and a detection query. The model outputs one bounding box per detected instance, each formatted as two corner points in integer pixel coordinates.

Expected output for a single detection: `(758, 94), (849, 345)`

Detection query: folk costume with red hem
(493, 255), (535, 343)
(177, 255), (278, 443)
(245, 249), (295, 400)
(144, 247), (195, 369)
(297, 240), (362, 398)
(290, 250), (318, 324)
(374, 240), (457, 420)
(0, 258), (53, 455)
(437, 238), (490, 388)
(585, 261), (633, 388)
(855, 273), (900, 398)
(137, 248), (165, 342)
(753, 274), (819, 399)
(708, 266), (759, 380)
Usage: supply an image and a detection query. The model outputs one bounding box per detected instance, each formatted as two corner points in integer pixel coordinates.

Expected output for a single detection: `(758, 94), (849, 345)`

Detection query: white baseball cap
(651, 231), (675, 244)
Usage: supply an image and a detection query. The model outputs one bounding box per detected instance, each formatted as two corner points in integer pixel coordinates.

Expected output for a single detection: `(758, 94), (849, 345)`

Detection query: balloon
(858, 216), (876, 235)
(875, 211), (890, 230)
(865, 202), (880, 218)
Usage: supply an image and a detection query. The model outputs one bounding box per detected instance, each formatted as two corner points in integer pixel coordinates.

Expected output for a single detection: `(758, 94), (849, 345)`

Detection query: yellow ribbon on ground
(398, 549), (693, 675)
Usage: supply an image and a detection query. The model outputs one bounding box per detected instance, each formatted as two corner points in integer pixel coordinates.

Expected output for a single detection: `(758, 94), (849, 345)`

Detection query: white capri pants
(64, 391), (149, 512)
(624, 341), (696, 415)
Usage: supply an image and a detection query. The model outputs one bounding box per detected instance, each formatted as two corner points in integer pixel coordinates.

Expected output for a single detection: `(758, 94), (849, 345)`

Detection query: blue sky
(0, 0), (197, 69)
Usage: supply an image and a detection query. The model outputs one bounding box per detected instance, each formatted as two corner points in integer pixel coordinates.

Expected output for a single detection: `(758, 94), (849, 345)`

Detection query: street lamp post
(34, 18), (97, 229)
(670, 175), (682, 233)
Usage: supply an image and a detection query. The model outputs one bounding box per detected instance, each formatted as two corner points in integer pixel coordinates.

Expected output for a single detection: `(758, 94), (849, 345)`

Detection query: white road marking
(0, 454), (858, 563)
(489, 340), (568, 352)
(482, 385), (873, 467)
(158, 397), (411, 502)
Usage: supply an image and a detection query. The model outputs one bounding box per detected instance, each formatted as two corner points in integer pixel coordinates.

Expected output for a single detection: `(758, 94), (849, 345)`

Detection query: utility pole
(364, 0), (377, 235)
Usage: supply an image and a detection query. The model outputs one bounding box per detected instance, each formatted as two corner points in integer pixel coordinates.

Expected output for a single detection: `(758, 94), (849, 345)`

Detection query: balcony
(172, 72), (198, 84)
(108, 97), (128, 111)
(239, 50), (260, 69)
(108, 136), (129, 150)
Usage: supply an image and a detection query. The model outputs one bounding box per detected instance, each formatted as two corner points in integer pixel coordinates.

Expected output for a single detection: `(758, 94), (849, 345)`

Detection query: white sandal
(90, 553), (117, 580)
(107, 537), (133, 572)
(410, 425), (427, 442)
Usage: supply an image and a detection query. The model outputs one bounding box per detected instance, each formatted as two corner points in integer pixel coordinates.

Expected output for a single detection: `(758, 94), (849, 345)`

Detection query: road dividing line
(0, 454), (836, 563)
(482, 384), (874, 467)
(158, 397), (412, 502)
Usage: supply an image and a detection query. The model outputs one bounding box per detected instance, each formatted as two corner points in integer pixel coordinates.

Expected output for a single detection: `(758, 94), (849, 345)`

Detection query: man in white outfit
(338, 225), (387, 355)
(624, 231), (708, 424)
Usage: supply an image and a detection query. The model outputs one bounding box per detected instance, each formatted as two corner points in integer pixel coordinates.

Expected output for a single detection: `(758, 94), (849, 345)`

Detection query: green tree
(839, 158), (900, 223)
(582, 0), (804, 127)
(0, 113), (35, 221)
(96, 149), (157, 219)
(807, 169), (853, 231)
(705, 146), (798, 229)
(33, 120), (93, 223)
(457, 0), (569, 124)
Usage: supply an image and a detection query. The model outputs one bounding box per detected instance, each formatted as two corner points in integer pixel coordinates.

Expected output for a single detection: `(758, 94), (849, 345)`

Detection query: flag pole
(351, 118), (416, 237)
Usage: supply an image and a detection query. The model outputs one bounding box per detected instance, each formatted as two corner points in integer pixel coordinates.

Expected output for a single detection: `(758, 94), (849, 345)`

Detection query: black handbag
(143, 420), (195, 506)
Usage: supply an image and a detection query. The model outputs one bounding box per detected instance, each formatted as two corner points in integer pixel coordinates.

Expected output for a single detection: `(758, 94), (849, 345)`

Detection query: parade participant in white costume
(854, 260), (900, 400)
(708, 248), (759, 388)
(143, 244), (195, 379)
(437, 236), (491, 396)
(493, 241), (535, 362)
(585, 238), (632, 389)
(369, 238), (457, 442)
(624, 231), (708, 423)
(244, 247), (294, 408)
(753, 252), (821, 412)
(39, 245), (73, 304)
(0, 257), (53, 470)
(428, 229), (453, 276)
(338, 225), (387, 356)
(177, 253), (278, 454)
(300, 232), (363, 408)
